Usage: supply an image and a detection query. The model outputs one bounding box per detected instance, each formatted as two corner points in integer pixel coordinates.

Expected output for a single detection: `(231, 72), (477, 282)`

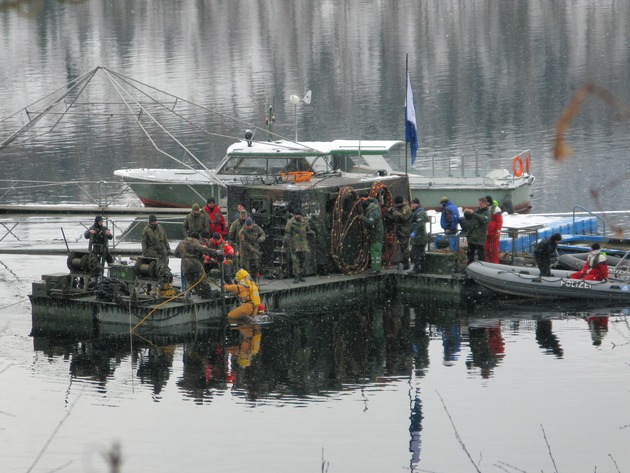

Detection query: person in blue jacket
(439, 196), (459, 234)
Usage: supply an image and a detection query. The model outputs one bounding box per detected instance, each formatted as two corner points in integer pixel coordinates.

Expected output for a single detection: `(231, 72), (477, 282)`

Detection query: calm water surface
(2, 238), (630, 472)
(2, 1), (630, 472)
(1, 0), (629, 213)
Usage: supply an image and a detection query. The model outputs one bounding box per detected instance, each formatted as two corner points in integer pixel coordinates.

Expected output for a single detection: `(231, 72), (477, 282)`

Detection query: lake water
(3, 245), (630, 472)
(1, 1), (630, 472)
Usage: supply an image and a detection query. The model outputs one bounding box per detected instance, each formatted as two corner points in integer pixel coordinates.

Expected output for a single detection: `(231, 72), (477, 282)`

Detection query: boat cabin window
(217, 156), (315, 176)
(348, 150), (405, 174)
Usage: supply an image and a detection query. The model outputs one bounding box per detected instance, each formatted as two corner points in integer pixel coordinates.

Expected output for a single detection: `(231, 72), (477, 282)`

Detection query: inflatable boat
(466, 261), (630, 301)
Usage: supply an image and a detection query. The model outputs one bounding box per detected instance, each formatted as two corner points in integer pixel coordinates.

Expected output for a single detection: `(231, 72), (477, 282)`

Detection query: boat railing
(410, 149), (531, 184)
(572, 206), (606, 237)
(0, 215), (185, 255)
(0, 179), (137, 210)
(611, 250), (630, 282)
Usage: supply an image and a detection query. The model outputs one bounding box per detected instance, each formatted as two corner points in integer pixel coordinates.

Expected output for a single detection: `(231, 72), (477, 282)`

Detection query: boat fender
(512, 156), (524, 177)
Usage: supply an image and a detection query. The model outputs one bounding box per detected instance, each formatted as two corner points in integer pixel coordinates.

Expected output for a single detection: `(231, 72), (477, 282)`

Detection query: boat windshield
(216, 154), (338, 176)
(216, 156), (316, 176)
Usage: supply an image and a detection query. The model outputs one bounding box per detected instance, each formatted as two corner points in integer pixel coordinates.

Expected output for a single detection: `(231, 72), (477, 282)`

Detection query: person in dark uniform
(141, 214), (171, 265)
(409, 198), (429, 274)
(283, 208), (315, 283)
(174, 231), (217, 298)
(84, 215), (114, 265)
(533, 233), (562, 278)
(387, 196), (413, 270)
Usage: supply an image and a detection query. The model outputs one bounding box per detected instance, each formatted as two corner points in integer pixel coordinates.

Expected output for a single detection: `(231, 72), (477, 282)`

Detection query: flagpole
(405, 53), (409, 176)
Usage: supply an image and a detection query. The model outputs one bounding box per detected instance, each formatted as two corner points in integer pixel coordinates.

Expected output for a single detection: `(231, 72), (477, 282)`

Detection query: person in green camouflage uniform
(238, 218), (266, 279)
(141, 214), (171, 265)
(387, 195), (413, 270)
(182, 203), (210, 238)
(283, 208), (315, 283)
(174, 231), (217, 298)
(228, 209), (248, 254)
(409, 198), (429, 274)
(362, 197), (385, 273)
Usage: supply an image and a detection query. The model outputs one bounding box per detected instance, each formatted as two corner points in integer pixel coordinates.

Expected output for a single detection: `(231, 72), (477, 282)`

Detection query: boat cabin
(216, 139), (405, 180)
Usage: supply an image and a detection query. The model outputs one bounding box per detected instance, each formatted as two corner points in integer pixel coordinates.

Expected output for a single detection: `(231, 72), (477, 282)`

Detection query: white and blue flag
(405, 73), (419, 165)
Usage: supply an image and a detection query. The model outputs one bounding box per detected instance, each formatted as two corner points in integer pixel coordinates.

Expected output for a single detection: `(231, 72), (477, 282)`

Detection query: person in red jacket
(484, 195), (503, 263)
(204, 197), (226, 238)
(569, 243), (608, 281)
(202, 231), (236, 283)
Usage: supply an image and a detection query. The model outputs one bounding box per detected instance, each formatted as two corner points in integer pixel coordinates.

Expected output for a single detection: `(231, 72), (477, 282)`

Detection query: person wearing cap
(283, 207), (315, 283)
(183, 202), (210, 238)
(459, 197), (492, 264)
(361, 197), (385, 273)
(386, 195), (413, 270)
(204, 197), (226, 238)
(439, 196), (460, 235)
(141, 214), (171, 265)
(533, 233), (563, 278)
(484, 195), (503, 264)
(174, 231), (218, 298)
(228, 209), (249, 254)
(409, 198), (429, 274)
(238, 217), (266, 279)
(84, 215), (114, 265)
(231, 202), (247, 222)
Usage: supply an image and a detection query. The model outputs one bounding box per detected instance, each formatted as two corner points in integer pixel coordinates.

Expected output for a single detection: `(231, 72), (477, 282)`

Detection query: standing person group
(441, 195), (504, 266)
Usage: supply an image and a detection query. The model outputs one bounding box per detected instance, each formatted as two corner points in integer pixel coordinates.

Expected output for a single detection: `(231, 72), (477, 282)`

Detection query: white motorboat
(115, 137), (535, 212)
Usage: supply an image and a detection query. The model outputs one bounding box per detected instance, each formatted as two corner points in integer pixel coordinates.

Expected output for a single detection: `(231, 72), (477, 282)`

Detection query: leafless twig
(26, 390), (83, 473)
(540, 424), (559, 473)
(436, 390), (482, 473)
(321, 447), (329, 473)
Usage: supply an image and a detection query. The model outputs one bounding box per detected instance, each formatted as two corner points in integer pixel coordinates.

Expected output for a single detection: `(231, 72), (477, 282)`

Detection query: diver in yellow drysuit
(223, 269), (261, 320)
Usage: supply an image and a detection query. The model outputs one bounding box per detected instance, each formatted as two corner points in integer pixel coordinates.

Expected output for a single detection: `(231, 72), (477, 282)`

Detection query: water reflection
(29, 299), (630, 470)
(31, 300), (630, 399)
(535, 319), (564, 357)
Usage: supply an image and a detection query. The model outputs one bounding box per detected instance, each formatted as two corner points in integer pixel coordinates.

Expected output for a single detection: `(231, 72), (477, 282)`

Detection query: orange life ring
(525, 152), (531, 174)
(512, 156), (524, 177)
